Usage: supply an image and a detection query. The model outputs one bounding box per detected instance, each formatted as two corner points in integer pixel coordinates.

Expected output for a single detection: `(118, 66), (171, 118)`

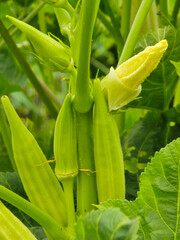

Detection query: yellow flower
(101, 40), (168, 111)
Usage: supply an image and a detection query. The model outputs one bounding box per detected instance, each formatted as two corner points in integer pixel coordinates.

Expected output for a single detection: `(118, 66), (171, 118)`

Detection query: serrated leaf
(75, 208), (139, 240)
(99, 138), (180, 239)
(128, 26), (180, 110)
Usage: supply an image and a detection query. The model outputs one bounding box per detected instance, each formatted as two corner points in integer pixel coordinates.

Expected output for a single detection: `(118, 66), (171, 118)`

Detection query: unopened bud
(7, 16), (72, 72)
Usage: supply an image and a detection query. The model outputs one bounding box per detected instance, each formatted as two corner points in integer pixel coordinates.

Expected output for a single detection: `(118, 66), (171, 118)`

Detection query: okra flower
(101, 40), (168, 111)
(7, 16), (72, 72)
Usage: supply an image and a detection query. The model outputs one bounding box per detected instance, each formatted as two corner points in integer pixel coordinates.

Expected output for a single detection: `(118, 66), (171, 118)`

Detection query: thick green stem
(76, 111), (98, 215)
(0, 186), (72, 240)
(61, 178), (76, 226)
(0, 19), (59, 118)
(118, 0), (153, 65)
(73, 0), (100, 113)
(121, 0), (131, 40)
(0, 2), (46, 49)
(0, 105), (17, 171)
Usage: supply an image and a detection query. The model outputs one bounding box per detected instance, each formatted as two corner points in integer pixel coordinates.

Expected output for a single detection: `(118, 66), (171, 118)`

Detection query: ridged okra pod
(0, 201), (37, 240)
(1, 96), (67, 227)
(54, 94), (78, 225)
(93, 79), (125, 202)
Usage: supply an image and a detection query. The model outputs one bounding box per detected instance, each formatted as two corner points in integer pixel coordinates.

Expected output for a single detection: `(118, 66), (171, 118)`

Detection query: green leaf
(124, 111), (162, 164)
(75, 208), (139, 240)
(99, 138), (180, 239)
(29, 227), (47, 240)
(0, 73), (21, 96)
(0, 49), (27, 87)
(171, 60), (180, 76)
(128, 26), (180, 110)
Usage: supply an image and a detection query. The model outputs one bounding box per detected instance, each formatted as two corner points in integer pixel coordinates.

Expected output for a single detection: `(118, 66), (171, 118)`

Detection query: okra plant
(0, 0), (180, 239)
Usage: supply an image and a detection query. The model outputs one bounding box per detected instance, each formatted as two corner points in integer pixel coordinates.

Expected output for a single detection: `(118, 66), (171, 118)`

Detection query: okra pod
(0, 201), (37, 240)
(93, 79), (125, 202)
(54, 93), (78, 225)
(54, 94), (78, 180)
(1, 96), (67, 226)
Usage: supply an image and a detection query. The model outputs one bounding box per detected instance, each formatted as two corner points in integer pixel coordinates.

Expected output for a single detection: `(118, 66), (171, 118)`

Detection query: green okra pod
(1, 96), (67, 227)
(0, 201), (37, 240)
(54, 94), (78, 180)
(54, 93), (78, 225)
(93, 79), (125, 202)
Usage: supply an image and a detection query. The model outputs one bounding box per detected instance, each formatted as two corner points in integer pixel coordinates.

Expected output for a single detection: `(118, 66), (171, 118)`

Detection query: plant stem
(0, 2), (46, 49)
(98, 9), (124, 53)
(102, 0), (124, 55)
(76, 111), (97, 215)
(0, 105), (17, 172)
(0, 186), (72, 240)
(159, 0), (168, 26)
(0, 19), (59, 118)
(61, 178), (76, 226)
(90, 56), (109, 75)
(118, 0), (153, 65)
(160, 0), (168, 16)
(121, 0), (131, 40)
(172, 0), (180, 27)
(38, 6), (55, 89)
(73, 0), (100, 113)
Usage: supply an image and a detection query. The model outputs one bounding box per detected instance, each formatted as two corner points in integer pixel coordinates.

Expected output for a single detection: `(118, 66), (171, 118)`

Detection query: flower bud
(7, 16), (72, 72)
(101, 40), (168, 111)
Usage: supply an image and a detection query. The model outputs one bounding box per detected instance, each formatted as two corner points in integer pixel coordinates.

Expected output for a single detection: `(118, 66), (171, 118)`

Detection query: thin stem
(38, 7), (55, 89)
(0, 105), (17, 172)
(0, 19), (59, 118)
(0, 186), (71, 240)
(62, 178), (76, 226)
(73, 0), (100, 113)
(160, 0), (168, 16)
(159, 0), (168, 26)
(118, 0), (153, 65)
(90, 57), (109, 75)
(0, 2), (46, 49)
(98, 9), (124, 52)
(172, 0), (180, 27)
(120, 0), (131, 40)
(102, 0), (124, 55)
(76, 111), (98, 215)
